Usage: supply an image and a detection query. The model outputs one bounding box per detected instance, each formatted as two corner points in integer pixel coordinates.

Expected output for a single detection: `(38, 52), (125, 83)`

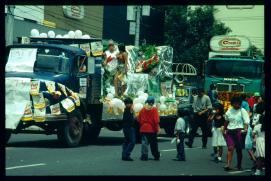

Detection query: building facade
(214, 5), (264, 53)
(5, 5), (104, 45)
(44, 6), (104, 38)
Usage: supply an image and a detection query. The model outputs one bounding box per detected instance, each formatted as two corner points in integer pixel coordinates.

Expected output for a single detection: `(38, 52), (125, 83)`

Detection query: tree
(164, 6), (231, 75)
(241, 44), (264, 58)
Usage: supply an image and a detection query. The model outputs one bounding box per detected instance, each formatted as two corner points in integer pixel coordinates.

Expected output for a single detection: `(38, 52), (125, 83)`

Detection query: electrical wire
(29, 7), (156, 32)
(22, 6), (104, 31)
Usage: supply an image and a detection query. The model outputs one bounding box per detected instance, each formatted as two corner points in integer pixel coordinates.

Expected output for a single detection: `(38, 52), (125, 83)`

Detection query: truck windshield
(34, 48), (70, 74)
(206, 60), (263, 79)
(6, 47), (70, 73)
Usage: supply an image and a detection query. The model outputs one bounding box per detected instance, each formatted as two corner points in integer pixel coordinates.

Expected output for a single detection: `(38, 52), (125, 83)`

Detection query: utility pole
(134, 6), (141, 47)
(5, 5), (15, 46)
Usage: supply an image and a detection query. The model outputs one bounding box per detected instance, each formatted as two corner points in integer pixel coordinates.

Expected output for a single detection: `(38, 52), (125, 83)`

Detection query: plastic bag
(245, 126), (253, 150)
(125, 73), (148, 96)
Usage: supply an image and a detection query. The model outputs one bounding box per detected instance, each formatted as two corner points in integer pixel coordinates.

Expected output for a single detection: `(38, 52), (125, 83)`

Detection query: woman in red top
(137, 96), (160, 161)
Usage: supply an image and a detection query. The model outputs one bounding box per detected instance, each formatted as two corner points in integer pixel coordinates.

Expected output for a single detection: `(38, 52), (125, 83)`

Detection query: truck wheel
(106, 123), (122, 131)
(57, 110), (83, 147)
(6, 130), (11, 144)
(164, 125), (175, 137)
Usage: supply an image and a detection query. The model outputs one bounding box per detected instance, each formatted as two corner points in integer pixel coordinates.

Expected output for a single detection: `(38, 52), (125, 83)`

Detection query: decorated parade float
(6, 29), (189, 147)
(101, 44), (178, 120)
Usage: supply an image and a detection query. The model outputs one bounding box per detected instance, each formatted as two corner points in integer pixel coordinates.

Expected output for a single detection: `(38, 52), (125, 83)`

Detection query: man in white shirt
(102, 40), (119, 74)
(185, 88), (212, 149)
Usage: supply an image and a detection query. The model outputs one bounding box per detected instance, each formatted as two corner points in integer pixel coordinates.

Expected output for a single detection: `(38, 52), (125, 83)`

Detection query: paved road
(6, 128), (257, 176)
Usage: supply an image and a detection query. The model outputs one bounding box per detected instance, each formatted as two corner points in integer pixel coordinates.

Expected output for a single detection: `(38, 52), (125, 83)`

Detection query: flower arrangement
(136, 54), (159, 73)
(136, 45), (159, 73)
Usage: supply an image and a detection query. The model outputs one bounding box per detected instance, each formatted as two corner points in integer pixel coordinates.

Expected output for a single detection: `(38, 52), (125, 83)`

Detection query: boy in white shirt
(174, 109), (189, 161)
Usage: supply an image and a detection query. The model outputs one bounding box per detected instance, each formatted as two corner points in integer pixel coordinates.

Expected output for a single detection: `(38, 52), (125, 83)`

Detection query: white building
(214, 5), (264, 53)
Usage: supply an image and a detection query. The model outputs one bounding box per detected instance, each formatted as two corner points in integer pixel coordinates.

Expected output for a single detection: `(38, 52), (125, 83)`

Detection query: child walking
(174, 109), (189, 161)
(209, 103), (227, 163)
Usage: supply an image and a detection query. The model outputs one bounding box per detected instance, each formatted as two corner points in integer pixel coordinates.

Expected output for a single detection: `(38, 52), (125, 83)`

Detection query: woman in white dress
(208, 103), (227, 163)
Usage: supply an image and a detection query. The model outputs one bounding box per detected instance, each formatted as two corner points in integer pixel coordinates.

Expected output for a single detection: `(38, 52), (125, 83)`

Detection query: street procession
(5, 5), (265, 176)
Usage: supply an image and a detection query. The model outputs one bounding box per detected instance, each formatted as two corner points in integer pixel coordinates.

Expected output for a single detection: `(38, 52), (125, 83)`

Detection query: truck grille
(217, 84), (230, 92)
(231, 84), (245, 92)
(216, 83), (245, 92)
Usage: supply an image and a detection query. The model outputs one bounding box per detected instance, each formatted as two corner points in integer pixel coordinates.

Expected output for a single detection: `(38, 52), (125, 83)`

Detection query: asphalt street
(6, 128), (258, 176)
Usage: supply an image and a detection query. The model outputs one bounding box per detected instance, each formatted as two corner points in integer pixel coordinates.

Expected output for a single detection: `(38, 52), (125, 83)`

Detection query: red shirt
(137, 107), (160, 133)
(247, 97), (256, 109)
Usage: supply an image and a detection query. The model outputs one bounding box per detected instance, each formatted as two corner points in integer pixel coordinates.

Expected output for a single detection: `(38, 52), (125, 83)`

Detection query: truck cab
(5, 38), (104, 147)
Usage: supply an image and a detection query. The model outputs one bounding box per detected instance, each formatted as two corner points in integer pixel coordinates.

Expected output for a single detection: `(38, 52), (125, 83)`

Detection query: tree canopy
(163, 6), (232, 75)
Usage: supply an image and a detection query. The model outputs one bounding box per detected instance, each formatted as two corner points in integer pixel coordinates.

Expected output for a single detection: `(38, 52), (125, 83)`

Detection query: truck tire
(164, 124), (175, 137)
(6, 130), (11, 144)
(106, 122), (122, 131)
(57, 110), (83, 147)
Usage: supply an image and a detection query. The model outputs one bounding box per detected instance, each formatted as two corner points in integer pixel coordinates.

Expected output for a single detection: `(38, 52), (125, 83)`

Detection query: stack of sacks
(158, 96), (167, 115)
(111, 98), (125, 115)
(158, 95), (178, 115)
(104, 93), (125, 115)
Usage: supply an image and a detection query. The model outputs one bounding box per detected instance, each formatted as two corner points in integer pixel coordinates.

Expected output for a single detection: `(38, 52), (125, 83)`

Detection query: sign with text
(6, 48), (37, 72)
(63, 6), (84, 20)
(129, 21), (136, 35)
(127, 6), (136, 21)
(142, 5), (150, 16)
(210, 36), (251, 52)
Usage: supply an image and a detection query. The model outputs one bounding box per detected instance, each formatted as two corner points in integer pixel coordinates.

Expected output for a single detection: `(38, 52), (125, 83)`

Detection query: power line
(7, 12), (100, 38)
(27, 6), (104, 31)
(24, 6), (155, 32)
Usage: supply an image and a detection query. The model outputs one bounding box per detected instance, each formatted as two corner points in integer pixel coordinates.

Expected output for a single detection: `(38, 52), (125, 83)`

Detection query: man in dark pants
(122, 97), (136, 161)
(185, 88), (212, 149)
(138, 96), (160, 161)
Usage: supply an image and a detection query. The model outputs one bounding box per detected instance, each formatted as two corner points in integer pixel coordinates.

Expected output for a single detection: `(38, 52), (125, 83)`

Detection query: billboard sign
(63, 6), (84, 20)
(210, 35), (251, 52)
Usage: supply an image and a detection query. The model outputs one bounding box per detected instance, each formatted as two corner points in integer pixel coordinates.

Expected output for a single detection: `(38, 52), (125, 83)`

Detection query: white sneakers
(253, 169), (262, 176)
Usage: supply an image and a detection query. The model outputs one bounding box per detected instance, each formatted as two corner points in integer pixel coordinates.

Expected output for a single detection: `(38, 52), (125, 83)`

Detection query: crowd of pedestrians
(120, 85), (265, 175)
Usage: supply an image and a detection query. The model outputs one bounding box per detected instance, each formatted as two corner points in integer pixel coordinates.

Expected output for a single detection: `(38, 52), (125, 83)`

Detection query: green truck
(204, 36), (264, 106)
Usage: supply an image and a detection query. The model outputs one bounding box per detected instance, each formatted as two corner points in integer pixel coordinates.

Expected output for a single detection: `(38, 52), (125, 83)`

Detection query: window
(206, 60), (263, 79)
(76, 55), (87, 73)
(34, 48), (70, 74)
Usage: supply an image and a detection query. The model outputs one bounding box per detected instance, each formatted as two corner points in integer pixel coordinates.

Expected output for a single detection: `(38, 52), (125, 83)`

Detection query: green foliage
(241, 44), (264, 57)
(138, 44), (157, 59)
(163, 5), (232, 75)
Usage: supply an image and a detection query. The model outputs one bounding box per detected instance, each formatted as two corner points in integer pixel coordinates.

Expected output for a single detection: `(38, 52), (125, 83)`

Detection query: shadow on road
(6, 135), (172, 149)
(6, 139), (67, 149)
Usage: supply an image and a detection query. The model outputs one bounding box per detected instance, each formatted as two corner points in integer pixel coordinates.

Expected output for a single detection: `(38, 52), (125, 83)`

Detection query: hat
(124, 97), (133, 105)
(108, 39), (114, 45)
(146, 96), (155, 105)
(254, 92), (260, 97)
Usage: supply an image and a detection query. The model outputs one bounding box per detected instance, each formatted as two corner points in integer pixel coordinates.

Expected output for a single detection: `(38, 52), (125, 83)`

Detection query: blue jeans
(177, 132), (185, 160)
(122, 127), (136, 158)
